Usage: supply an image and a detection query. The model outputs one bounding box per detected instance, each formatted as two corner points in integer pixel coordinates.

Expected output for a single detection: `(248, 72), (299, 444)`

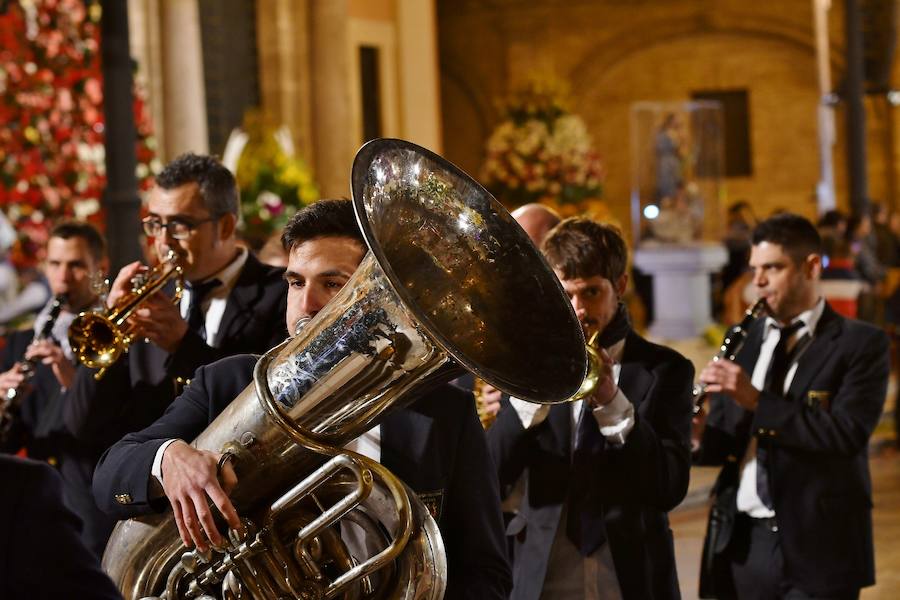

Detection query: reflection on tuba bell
(68, 250), (184, 380)
(101, 139), (587, 600)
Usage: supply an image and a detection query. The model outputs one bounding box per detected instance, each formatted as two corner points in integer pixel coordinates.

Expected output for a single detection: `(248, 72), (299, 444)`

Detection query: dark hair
(50, 219), (106, 262)
(541, 217), (628, 282)
(752, 213), (822, 262)
(817, 209), (847, 229)
(281, 199), (365, 252)
(155, 153), (239, 217)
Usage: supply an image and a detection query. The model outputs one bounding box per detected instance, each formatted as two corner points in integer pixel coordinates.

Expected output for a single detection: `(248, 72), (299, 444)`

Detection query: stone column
(127, 0), (165, 159)
(160, 0), (209, 157)
(633, 244), (728, 340)
(310, 0), (355, 198)
(102, 0), (141, 270)
(396, 0), (442, 153)
(256, 0), (315, 161)
(844, 0), (868, 216)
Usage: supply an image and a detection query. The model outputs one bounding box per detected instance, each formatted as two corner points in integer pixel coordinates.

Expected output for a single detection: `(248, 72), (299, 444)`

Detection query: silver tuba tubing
(102, 139), (587, 600)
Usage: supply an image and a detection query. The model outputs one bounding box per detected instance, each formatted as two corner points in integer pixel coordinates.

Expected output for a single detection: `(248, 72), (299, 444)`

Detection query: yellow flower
(24, 126), (40, 144)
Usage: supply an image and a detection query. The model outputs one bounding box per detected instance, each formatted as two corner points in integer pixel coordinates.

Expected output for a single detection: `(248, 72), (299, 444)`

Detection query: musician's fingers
(218, 460), (239, 494)
(206, 479), (241, 533)
(597, 347), (614, 364)
(702, 382), (724, 394)
(182, 492), (210, 551)
(171, 498), (192, 548)
(192, 491), (223, 549)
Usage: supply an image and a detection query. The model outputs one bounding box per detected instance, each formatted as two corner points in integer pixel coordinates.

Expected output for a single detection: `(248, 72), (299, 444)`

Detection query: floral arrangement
(232, 111), (319, 250)
(481, 75), (605, 209)
(0, 0), (159, 269)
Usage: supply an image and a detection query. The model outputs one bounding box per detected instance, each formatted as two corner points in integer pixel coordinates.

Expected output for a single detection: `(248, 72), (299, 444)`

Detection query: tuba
(68, 250), (184, 380)
(101, 139), (587, 600)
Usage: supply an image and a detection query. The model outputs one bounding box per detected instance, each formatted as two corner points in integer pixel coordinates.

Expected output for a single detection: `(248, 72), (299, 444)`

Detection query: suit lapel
(617, 333), (654, 408)
(546, 402), (572, 457)
(786, 304), (842, 399)
(217, 255), (263, 342)
(735, 321), (765, 373)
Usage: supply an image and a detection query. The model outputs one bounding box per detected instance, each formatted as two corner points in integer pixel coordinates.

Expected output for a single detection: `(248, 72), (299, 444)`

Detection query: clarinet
(692, 298), (768, 414)
(0, 294), (66, 437)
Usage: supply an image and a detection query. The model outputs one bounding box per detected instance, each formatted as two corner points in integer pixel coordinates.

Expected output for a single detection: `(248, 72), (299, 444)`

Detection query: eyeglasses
(141, 216), (219, 241)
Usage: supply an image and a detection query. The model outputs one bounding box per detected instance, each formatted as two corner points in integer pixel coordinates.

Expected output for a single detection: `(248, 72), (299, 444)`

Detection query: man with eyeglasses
(65, 154), (287, 493)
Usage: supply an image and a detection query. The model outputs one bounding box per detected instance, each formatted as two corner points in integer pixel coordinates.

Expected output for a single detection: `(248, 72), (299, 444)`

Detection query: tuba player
(93, 199), (512, 598)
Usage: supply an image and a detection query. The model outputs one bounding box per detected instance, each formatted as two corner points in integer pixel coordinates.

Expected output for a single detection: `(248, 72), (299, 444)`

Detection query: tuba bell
(69, 250), (184, 380)
(101, 139), (587, 600)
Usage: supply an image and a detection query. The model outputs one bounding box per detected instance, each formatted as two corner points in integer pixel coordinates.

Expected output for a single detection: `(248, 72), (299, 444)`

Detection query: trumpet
(692, 298), (768, 414)
(68, 250), (184, 380)
(1, 294), (66, 439)
(570, 330), (605, 402)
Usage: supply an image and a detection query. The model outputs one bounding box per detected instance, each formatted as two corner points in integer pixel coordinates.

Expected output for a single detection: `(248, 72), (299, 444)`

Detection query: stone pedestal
(633, 243), (728, 340)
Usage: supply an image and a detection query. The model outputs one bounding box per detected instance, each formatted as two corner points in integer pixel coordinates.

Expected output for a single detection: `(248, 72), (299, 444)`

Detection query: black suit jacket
(65, 253), (287, 451)
(1, 327), (117, 558)
(698, 302), (889, 595)
(93, 354), (512, 599)
(488, 331), (694, 600)
(0, 455), (122, 600)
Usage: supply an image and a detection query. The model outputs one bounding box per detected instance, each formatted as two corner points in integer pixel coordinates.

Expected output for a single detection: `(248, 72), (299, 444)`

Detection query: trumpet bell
(68, 310), (128, 371)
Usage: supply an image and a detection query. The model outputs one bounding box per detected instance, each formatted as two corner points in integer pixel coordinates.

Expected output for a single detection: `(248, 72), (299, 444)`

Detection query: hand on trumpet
(128, 292), (189, 353)
(587, 348), (618, 408)
(106, 261), (147, 308)
(161, 440), (242, 552)
(698, 358), (760, 412)
(25, 338), (76, 389)
(477, 381), (502, 416)
(110, 261), (189, 353)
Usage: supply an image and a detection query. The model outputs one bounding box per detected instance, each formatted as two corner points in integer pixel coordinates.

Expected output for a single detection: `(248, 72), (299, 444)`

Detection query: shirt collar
(198, 247), (248, 297)
(764, 297), (825, 339)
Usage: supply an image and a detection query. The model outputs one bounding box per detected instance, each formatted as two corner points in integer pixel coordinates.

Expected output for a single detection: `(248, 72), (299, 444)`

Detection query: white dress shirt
(178, 248), (248, 348)
(736, 298), (825, 518)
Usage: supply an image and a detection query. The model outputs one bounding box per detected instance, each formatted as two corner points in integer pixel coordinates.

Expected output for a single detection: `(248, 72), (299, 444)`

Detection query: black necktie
(757, 320), (804, 509)
(566, 401), (606, 556)
(186, 278), (221, 340)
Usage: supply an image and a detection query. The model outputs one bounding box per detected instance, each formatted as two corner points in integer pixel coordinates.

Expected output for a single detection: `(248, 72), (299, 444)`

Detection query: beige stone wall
(256, 0), (443, 198)
(438, 0), (900, 234)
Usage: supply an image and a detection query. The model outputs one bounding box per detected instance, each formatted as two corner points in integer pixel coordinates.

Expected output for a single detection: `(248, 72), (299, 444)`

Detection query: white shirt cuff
(151, 439), (180, 485)
(592, 388), (635, 446)
(509, 396), (552, 429)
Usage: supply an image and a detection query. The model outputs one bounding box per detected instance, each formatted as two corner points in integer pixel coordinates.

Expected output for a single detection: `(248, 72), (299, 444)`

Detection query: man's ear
(218, 213), (238, 241)
(615, 273), (629, 298)
(806, 253), (822, 279)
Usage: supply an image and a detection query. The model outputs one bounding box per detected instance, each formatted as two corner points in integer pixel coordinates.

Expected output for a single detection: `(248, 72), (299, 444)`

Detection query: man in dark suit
(93, 199), (511, 598)
(65, 153), (287, 454)
(488, 218), (694, 599)
(0, 455), (123, 599)
(696, 213), (889, 599)
(0, 220), (118, 557)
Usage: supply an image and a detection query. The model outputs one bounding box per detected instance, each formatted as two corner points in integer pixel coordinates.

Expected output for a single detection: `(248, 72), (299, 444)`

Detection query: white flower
(73, 198), (101, 219)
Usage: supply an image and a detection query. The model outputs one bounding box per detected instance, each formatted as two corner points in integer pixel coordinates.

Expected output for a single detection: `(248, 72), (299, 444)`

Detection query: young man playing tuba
(93, 199), (512, 598)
